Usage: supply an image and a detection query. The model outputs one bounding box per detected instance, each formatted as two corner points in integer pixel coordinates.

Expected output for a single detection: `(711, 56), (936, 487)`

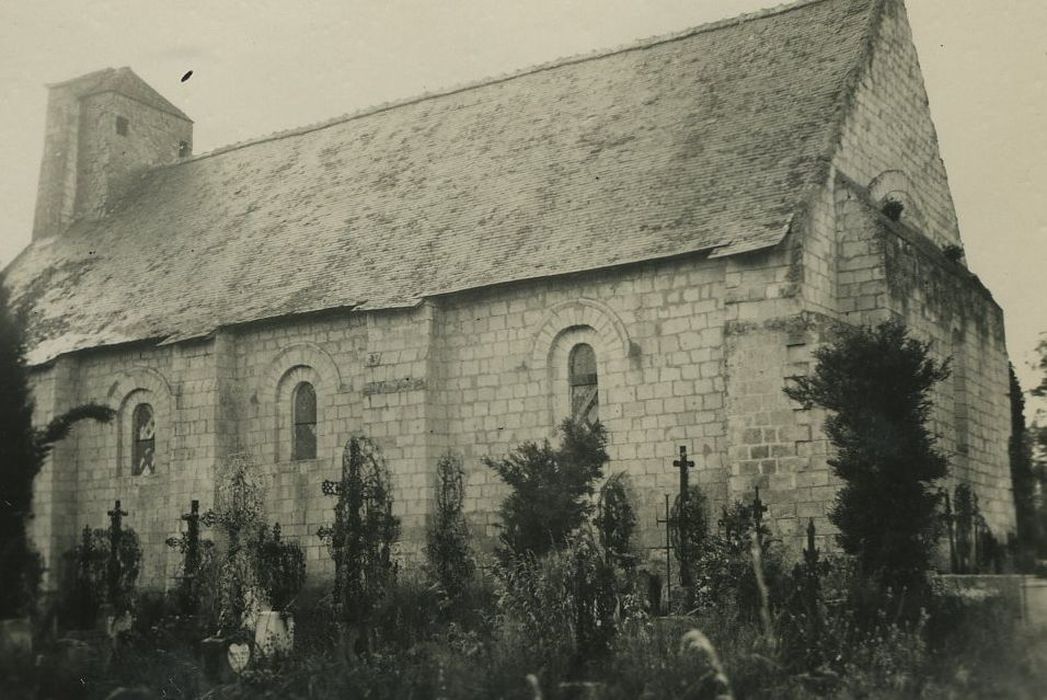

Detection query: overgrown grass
(4, 569), (1045, 700)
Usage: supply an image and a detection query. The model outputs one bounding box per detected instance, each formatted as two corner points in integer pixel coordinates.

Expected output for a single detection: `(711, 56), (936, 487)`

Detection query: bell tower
(31, 67), (193, 240)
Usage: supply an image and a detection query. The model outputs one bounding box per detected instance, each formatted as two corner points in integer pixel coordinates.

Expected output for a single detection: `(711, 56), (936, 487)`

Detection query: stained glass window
(292, 382), (317, 461)
(131, 403), (155, 476)
(569, 344), (599, 424)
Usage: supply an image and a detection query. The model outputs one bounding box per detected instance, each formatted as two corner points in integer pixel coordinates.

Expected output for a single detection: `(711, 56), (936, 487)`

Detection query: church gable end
(814, 0), (1014, 535)
(832, 0), (962, 250)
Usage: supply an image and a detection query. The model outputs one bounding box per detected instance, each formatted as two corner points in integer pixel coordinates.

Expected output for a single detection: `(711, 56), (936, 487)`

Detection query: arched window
(131, 403), (155, 476)
(292, 382), (317, 460)
(568, 343), (599, 424)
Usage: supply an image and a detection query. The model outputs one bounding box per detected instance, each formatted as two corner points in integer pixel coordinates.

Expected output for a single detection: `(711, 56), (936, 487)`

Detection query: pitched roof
(50, 66), (192, 122)
(6, 0), (878, 366)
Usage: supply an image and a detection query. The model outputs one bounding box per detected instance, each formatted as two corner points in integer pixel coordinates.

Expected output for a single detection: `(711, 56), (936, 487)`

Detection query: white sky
(0, 0), (1044, 403)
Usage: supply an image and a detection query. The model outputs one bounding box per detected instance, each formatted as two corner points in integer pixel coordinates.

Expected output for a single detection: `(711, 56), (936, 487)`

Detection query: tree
(784, 320), (950, 597)
(1031, 336), (1047, 557)
(485, 419), (608, 561)
(1008, 364), (1039, 564)
(0, 272), (114, 619)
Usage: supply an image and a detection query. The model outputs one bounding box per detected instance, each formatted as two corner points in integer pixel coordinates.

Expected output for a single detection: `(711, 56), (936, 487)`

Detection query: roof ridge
(174, 0), (846, 166)
(45, 66), (115, 88)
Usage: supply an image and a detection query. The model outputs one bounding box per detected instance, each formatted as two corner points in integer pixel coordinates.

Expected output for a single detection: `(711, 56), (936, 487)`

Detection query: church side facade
(21, 0), (1014, 590)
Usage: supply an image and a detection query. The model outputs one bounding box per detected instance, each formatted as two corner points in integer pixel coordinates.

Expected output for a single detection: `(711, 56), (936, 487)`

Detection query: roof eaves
(420, 241), (737, 302)
(708, 216), (794, 258)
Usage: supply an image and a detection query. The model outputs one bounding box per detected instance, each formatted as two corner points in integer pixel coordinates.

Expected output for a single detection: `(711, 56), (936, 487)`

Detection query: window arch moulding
(529, 299), (634, 427)
(256, 342), (347, 464)
(256, 342), (345, 403)
(107, 367), (174, 478)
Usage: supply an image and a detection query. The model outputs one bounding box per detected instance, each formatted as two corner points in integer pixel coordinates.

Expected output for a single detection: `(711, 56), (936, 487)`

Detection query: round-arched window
(292, 382), (317, 460)
(131, 403), (156, 476)
(568, 343), (599, 424)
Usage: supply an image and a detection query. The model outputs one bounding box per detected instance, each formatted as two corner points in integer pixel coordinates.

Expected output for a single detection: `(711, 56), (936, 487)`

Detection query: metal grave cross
(673, 446), (695, 507)
(653, 493), (676, 613)
(107, 499), (128, 532)
(107, 499), (128, 601)
(673, 446), (696, 590)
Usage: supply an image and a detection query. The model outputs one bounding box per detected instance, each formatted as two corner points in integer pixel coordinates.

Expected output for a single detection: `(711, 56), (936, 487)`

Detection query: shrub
(595, 472), (639, 569)
(942, 243), (965, 263)
(254, 523), (306, 611)
(485, 418), (608, 560)
(425, 452), (475, 602)
(372, 571), (443, 651)
(784, 319), (950, 604)
(61, 525), (141, 628)
(496, 530), (630, 680)
(694, 500), (786, 620)
(836, 611), (930, 697)
(881, 197), (904, 222)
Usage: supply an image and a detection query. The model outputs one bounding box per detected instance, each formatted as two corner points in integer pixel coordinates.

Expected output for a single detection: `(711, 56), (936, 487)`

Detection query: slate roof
(6, 0), (878, 366)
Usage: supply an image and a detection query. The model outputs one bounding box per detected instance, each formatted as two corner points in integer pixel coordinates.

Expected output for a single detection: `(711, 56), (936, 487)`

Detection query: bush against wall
(62, 525), (142, 629)
(485, 419), (608, 561)
(254, 523), (306, 612)
(784, 320), (950, 599)
(424, 452), (475, 602)
(595, 472), (638, 570)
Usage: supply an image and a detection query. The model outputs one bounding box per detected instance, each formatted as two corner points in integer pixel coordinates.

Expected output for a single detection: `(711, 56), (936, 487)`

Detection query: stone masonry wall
(431, 256), (731, 554)
(30, 252), (753, 589)
(76, 91), (192, 222)
(833, 0), (962, 250)
(27, 338), (239, 589)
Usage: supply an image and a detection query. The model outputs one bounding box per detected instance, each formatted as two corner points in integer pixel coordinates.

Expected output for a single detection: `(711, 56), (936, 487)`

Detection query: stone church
(5, 0), (1016, 589)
